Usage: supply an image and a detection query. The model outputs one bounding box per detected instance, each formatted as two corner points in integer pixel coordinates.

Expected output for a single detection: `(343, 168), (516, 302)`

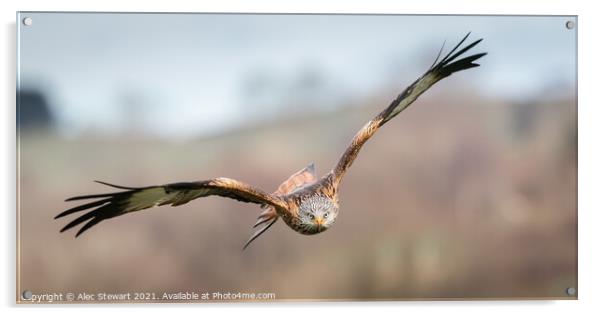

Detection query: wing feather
(56, 178), (287, 236)
(275, 163), (317, 195)
(331, 33), (486, 186)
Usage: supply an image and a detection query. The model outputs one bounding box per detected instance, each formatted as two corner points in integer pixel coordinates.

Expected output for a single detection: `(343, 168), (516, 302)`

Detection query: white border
(2, 0), (600, 315)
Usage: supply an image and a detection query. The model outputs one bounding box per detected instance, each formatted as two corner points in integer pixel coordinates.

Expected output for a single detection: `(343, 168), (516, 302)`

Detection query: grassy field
(17, 91), (576, 300)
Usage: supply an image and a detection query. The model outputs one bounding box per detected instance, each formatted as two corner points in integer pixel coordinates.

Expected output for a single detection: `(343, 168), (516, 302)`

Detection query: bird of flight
(56, 33), (486, 249)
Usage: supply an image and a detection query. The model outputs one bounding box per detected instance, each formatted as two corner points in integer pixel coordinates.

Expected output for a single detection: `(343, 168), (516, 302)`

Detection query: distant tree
(17, 89), (55, 130)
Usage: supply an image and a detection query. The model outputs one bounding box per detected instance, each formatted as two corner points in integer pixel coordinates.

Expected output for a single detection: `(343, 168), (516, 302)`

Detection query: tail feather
(244, 205), (278, 250)
(253, 206), (277, 227)
(242, 206), (278, 250)
(243, 216), (278, 250)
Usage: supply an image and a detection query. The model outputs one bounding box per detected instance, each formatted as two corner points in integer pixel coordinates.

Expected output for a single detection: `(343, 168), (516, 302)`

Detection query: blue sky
(18, 13), (576, 139)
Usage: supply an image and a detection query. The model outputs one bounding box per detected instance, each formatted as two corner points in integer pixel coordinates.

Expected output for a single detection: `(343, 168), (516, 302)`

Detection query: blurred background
(17, 13), (576, 300)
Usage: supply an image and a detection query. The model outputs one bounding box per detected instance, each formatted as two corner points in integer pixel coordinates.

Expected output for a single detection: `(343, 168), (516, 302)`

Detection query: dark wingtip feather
(441, 52), (487, 75)
(428, 39), (447, 70)
(58, 188), (131, 236)
(55, 198), (111, 219)
(58, 202), (119, 237)
(440, 38), (483, 66)
(75, 217), (103, 237)
(431, 34), (486, 78)
(59, 209), (99, 233)
(64, 186), (137, 201)
(94, 180), (139, 190)
(65, 192), (120, 201)
(438, 32), (472, 65)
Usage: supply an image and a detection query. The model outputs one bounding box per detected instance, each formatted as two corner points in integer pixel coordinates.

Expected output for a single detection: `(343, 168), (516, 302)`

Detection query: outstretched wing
(331, 33), (486, 186)
(56, 178), (288, 237)
(274, 162), (318, 195)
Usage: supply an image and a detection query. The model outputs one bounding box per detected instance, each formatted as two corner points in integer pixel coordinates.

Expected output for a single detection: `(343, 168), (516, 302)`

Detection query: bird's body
(56, 33), (486, 249)
(279, 172), (338, 236)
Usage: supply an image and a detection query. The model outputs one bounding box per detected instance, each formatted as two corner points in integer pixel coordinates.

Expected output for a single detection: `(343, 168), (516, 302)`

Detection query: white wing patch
(385, 73), (437, 123)
(124, 187), (214, 212)
(57, 179), (284, 237)
(125, 187), (178, 212)
(171, 189), (211, 206)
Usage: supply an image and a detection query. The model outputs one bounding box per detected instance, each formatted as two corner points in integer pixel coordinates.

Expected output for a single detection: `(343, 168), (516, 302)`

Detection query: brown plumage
(56, 33), (486, 249)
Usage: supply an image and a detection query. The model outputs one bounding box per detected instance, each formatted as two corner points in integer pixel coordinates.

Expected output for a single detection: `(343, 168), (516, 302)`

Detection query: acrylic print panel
(16, 12), (577, 302)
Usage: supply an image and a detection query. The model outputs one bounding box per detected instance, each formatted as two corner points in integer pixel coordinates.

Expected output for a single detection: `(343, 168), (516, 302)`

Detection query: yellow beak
(314, 216), (324, 226)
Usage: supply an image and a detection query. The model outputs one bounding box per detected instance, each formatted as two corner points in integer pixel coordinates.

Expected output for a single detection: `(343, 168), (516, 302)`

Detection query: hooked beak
(314, 216), (324, 227)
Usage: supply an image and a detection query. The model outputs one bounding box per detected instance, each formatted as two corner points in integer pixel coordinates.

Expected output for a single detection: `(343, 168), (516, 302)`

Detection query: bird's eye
(324, 213), (329, 218)
(309, 214), (315, 220)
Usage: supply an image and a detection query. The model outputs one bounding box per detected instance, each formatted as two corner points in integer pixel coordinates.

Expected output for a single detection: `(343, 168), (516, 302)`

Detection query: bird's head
(297, 195), (339, 234)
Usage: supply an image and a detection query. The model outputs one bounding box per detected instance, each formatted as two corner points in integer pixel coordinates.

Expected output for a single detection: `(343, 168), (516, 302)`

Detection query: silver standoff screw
(22, 17), (33, 26)
(565, 20), (575, 30)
